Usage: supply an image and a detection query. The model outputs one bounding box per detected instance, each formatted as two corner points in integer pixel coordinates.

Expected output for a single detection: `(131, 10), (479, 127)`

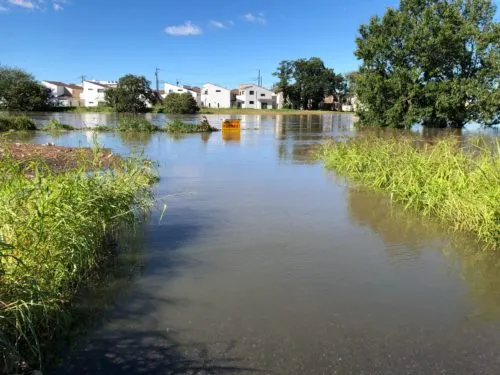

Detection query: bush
(44, 119), (74, 131)
(0, 115), (37, 131)
(163, 92), (199, 114)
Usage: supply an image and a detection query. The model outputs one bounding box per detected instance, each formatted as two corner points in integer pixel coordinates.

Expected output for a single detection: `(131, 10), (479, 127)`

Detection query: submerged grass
(0, 142), (157, 374)
(0, 116), (37, 132)
(43, 119), (75, 131)
(319, 135), (500, 250)
(164, 119), (218, 133)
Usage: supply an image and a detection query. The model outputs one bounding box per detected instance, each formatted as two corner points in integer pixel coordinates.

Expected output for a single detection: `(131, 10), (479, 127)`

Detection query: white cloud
(209, 20), (226, 29)
(9, 0), (35, 9)
(165, 21), (202, 36)
(53, 2), (62, 10)
(243, 12), (266, 25)
(0, 5), (9, 11)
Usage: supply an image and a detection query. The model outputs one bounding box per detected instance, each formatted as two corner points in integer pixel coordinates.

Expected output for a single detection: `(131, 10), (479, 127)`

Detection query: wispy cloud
(243, 12), (266, 25)
(165, 21), (202, 36)
(8, 0), (35, 9)
(228, 20), (234, 26)
(209, 20), (227, 29)
(3, 0), (70, 11)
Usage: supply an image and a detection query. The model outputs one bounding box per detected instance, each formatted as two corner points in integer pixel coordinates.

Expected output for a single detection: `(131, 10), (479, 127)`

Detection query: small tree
(355, 0), (499, 128)
(163, 92), (199, 114)
(106, 74), (157, 113)
(0, 66), (53, 111)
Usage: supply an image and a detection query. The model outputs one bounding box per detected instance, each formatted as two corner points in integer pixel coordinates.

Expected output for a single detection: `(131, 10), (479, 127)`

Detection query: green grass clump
(0, 146), (157, 373)
(43, 119), (74, 131)
(117, 117), (160, 132)
(164, 119), (218, 133)
(0, 116), (37, 132)
(319, 135), (500, 250)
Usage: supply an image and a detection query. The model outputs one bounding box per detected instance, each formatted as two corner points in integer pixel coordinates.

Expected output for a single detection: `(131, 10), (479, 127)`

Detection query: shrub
(163, 92), (199, 114)
(164, 119), (218, 133)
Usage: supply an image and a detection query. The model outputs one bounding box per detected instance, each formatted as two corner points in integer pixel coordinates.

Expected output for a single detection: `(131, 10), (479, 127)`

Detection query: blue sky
(0, 0), (496, 89)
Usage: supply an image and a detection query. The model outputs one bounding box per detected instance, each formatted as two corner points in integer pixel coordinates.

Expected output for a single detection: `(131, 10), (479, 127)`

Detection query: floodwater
(13, 114), (500, 374)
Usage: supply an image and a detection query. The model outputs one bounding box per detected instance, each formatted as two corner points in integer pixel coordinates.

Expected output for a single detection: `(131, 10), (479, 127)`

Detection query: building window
(204, 90), (208, 95)
(89, 101), (94, 104)
(169, 90), (173, 93)
(216, 89), (221, 92)
(97, 89), (105, 93)
(87, 88), (94, 91)
(249, 90), (254, 95)
(261, 93), (265, 97)
(240, 91), (244, 95)
(249, 101), (254, 104)
(177, 89), (183, 91)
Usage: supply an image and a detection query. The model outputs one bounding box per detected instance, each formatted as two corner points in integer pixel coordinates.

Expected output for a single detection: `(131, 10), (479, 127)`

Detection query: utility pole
(155, 68), (160, 93)
(258, 69), (261, 86)
(80, 75), (86, 85)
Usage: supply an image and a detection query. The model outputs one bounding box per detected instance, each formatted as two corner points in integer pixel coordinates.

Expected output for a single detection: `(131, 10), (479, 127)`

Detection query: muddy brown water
(10, 113), (500, 374)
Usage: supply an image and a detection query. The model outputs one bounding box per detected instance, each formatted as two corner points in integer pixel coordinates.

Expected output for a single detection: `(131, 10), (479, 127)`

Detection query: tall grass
(43, 119), (74, 131)
(0, 144), (157, 374)
(0, 116), (36, 132)
(319, 135), (500, 250)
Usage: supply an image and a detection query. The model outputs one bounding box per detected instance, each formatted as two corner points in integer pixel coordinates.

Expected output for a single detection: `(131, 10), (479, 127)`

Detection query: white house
(200, 83), (231, 109)
(163, 83), (201, 105)
(41, 81), (83, 107)
(235, 84), (276, 109)
(82, 80), (116, 107)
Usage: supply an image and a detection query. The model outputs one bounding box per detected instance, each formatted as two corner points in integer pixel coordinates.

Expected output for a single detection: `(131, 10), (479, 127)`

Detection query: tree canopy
(162, 92), (199, 114)
(355, 0), (500, 128)
(0, 66), (53, 111)
(105, 74), (157, 113)
(273, 58), (344, 110)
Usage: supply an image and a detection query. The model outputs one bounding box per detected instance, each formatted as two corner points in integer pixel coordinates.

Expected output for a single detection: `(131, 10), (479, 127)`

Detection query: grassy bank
(0, 144), (157, 374)
(94, 118), (218, 133)
(319, 135), (500, 250)
(199, 108), (351, 115)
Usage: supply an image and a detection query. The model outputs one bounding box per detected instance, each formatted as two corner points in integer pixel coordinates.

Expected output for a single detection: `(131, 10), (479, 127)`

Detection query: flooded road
(15, 114), (500, 374)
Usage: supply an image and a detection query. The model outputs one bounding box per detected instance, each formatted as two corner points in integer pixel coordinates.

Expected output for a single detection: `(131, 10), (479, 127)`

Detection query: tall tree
(0, 66), (53, 111)
(273, 58), (343, 110)
(106, 74), (157, 113)
(355, 0), (499, 128)
(163, 92), (199, 114)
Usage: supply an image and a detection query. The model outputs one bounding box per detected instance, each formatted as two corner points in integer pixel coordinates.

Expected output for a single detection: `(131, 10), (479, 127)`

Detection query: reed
(319, 135), (500, 250)
(0, 143), (157, 374)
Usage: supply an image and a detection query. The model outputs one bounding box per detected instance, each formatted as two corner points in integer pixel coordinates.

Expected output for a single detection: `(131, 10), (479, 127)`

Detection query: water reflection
(346, 186), (500, 320)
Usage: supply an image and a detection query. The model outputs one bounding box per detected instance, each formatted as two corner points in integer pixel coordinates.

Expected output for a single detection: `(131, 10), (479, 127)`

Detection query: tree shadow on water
(56, 327), (264, 374)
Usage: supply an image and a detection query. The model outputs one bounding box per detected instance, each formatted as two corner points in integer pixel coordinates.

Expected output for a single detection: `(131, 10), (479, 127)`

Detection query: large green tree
(0, 66), (53, 111)
(273, 58), (344, 110)
(355, 0), (499, 128)
(106, 74), (157, 113)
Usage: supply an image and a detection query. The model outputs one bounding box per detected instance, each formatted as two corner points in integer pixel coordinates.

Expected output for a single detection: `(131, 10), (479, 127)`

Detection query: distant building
(235, 84), (276, 109)
(41, 80), (83, 107)
(342, 95), (358, 112)
(323, 95), (341, 111)
(163, 83), (201, 105)
(81, 80), (116, 107)
(200, 83), (231, 109)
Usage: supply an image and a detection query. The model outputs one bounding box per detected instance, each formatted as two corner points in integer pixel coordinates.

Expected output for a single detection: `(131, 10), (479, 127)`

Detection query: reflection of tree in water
(117, 131), (153, 148)
(346, 186), (500, 320)
(3, 131), (38, 143)
(277, 142), (319, 164)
